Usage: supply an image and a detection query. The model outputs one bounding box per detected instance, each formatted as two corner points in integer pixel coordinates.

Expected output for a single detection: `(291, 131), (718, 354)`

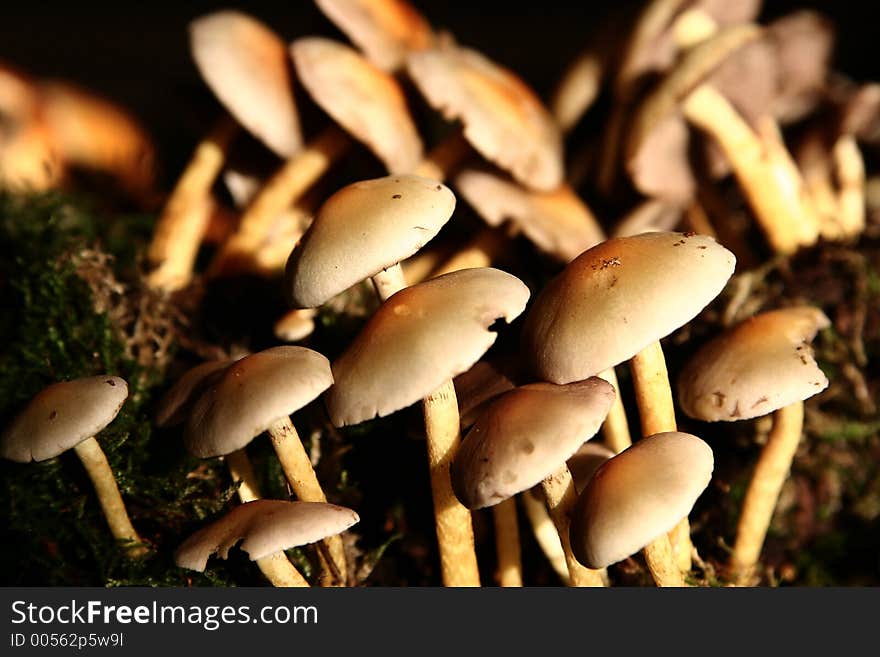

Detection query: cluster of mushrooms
(2, 0), (876, 587)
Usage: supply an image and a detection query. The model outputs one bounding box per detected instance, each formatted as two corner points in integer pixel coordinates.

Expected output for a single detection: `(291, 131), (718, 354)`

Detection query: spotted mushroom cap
(570, 431), (714, 569)
(451, 378), (615, 509)
(190, 10), (302, 157)
(522, 231), (736, 384)
(325, 267), (530, 426)
(1, 376), (128, 463)
(284, 174), (456, 308)
(185, 347), (333, 458)
(407, 40), (564, 192)
(314, 0), (435, 72)
(678, 306), (830, 422)
(175, 500), (360, 571)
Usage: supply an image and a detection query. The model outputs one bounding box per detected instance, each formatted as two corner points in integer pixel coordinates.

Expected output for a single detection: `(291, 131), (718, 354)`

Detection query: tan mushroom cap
(522, 231), (735, 384)
(155, 360), (234, 428)
(1, 376), (128, 463)
(190, 10), (302, 157)
(325, 267), (530, 426)
(185, 347), (333, 458)
(678, 306), (830, 422)
(315, 0), (434, 72)
(570, 431), (714, 569)
(175, 499), (359, 571)
(291, 37), (423, 174)
(451, 378), (615, 510)
(567, 442), (615, 495)
(453, 167), (604, 262)
(407, 41), (563, 192)
(285, 174), (456, 308)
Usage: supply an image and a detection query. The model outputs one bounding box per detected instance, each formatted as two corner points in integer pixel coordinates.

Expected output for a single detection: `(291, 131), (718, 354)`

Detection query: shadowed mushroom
(274, 308), (319, 343)
(677, 306), (830, 585)
(175, 500), (359, 587)
(612, 198), (685, 237)
(451, 378), (616, 587)
(570, 431), (714, 582)
(0, 376), (147, 557)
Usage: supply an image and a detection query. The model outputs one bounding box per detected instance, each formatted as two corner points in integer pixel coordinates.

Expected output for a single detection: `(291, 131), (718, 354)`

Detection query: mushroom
(451, 378), (616, 587)
(677, 306), (830, 584)
(326, 267), (530, 586)
(274, 308), (319, 343)
(570, 431), (714, 583)
(175, 500), (359, 587)
(522, 231), (735, 582)
(0, 376), (147, 557)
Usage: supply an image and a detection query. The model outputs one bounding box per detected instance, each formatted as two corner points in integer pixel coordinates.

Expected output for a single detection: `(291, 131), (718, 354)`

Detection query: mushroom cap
(155, 360), (234, 428)
(175, 500), (360, 571)
(274, 308), (318, 343)
(523, 231), (735, 384)
(185, 347), (333, 458)
(678, 306), (830, 422)
(612, 198), (684, 237)
(291, 37), (423, 174)
(325, 267), (530, 426)
(407, 41), (564, 192)
(453, 359), (517, 429)
(570, 431), (714, 569)
(1, 376), (128, 463)
(453, 167), (605, 262)
(567, 442), (616, 495)
(451, 378), (615, 509)
(190, 10), (302, 157)
(314, 0), (434, 72)
(284, 174), (456, 308)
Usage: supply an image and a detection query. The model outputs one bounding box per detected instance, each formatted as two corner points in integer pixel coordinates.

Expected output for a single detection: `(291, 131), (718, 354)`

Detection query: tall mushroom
(0, 376), (147, 557)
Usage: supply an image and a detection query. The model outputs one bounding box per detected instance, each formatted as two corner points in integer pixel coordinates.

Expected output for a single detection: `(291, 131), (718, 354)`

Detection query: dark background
(1, 1), (878, 187)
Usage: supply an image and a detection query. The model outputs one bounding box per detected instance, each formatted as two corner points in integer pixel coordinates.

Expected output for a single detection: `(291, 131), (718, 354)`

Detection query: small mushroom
(175, 500), (359, 587)
(1, 376), (147, 557)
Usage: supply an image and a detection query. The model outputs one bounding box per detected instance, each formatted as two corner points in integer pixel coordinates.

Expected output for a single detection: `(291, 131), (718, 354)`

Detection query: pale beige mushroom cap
(570, 431), (714, 569)
(678, 306), (830, 422)
(291, 37), (423, 174)
(185, 347), (333, 458)
(453, 359), (516, 429)
(285, 174), (456, 308)
(567, 442), (615, 495)
(1, 376), (128, 463)
(523, 231), (735, 384)
(175, 499), (359, 571)
(315, 0), (434, 71)
(453, 167), (604, 262)
(407, 41), (563, 192)
(451, 378), (615, 509)
(190, 10), (302, 157)
(155, 360), (234, 428)
(612, 198), (684, 237)
(326, 267), (530, 426)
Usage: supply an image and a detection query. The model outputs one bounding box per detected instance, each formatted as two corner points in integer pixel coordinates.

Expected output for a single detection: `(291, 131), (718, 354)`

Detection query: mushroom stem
(541, 464), (605, 587)
(684, 201), (718, 239)
(209, 126), (351, 275)
(147, 117), (237, 292)
(72, 436), (148, 558)
(412, 131), (472, 181)
(642, 532), (686, 587)
(670, 8), (717, 50)
(429, 228), (506, 278)
(681, 84), (820, 255)
(371, 262), (408, 301)
(492, 497), (523, 587)
(596, 367), (633, 453)
(422, 380), (481, 586)
(225, 448), (261, 503)
(833, 134), (866, 239)
(267, 416), (347, 586)
(255, 551), (310, 587)
(629, 340), (693, 574)
(521, 489), (570, 584)
(730, 401), (804, 585)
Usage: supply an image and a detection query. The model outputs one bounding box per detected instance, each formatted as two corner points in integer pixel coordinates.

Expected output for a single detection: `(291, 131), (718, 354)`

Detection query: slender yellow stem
(225, 448), (261, 503)
(595, 367), (632, 453)
(255, 552), (310, 587)
(521, 489), (569, 584)
(492, 497), (523, 587)
(412, 131), (472, 181)
(643, 534), (686, 587)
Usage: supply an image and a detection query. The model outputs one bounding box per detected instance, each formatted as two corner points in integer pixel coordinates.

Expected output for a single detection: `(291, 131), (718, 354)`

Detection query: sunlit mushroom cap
(523, 231), (735, 384)
(1, 376), (128, 463)
(190, 10), (302, 157)
(291, 37), (423, 174)
(185, 347), (333, 458)
(285, 174), (455, 308)
(325, 267), (530, 426)
(678, 306), (830, 422)
(453, 167), (604, 262)
(570, 431), (714, 569)
(451, 378), (615, 509)
(407, 41), (563, 192)
(315, 0), (434, 71)
(175, 500), (359, 571)
(155, 360), (234, 428)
